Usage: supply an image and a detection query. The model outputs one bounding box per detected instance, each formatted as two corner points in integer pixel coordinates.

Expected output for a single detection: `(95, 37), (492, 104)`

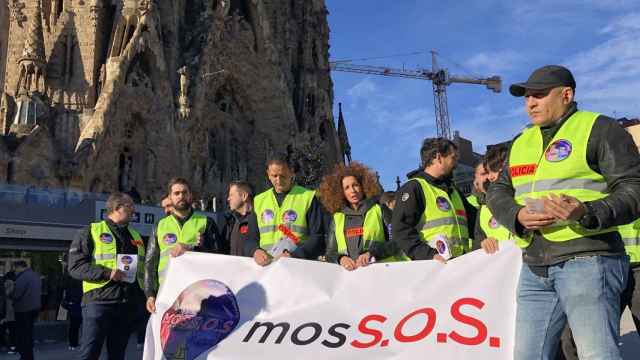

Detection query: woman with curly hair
(319, 162), (406, 271)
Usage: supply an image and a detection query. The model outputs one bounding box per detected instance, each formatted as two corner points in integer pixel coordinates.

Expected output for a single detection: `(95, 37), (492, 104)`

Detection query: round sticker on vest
(99, 233), (113, 244)
(283, 210), (298, 223)
(163, 233), (177, 245)
(545, 139), (572, 162)
(436, 196), (451, 211)
(261, 209), (274, 223)
(121, 255), (134, 265)
(435, 239), (447, 254)
(489, 217), (500, 229)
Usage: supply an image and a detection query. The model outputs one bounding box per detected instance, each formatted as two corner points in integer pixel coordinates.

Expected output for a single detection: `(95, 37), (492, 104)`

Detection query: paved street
(0, 310), (637, 359)
(0, 335), (143, 360)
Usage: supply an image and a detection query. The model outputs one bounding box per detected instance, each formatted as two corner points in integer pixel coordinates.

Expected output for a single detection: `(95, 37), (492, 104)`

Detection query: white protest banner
(144, 242), (522, 360)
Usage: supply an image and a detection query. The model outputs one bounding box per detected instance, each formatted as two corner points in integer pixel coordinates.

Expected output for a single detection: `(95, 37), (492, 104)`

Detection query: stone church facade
(0, 0), (347, 206)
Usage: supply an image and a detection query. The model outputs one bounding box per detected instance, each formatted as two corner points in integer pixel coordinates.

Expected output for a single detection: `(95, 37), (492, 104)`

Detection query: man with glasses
(68, 193), (146, 360)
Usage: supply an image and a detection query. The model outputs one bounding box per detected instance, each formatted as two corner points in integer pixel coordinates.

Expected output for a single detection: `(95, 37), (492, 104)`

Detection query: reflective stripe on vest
(420, 216), (468, 229)
(479, 205), (513, 241)
(254, 185), (315, 252)
(156, 213), (207, 285)
(619, 220), (640, 264)
(412, 178), (470, 258)
(84, 221), (145, 294)
(509, 110), (615, 247)
(514, 178), (607, 198)
(333, 204), (408, 263)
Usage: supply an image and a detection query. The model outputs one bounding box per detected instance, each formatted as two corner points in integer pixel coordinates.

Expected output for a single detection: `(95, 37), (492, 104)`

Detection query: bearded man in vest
(144, 178), (224, 314)
(392, 138), (478, 262)
(68, 193), (146, 360)
(486, 65), (640, 360)
(247, 158), (325, 266)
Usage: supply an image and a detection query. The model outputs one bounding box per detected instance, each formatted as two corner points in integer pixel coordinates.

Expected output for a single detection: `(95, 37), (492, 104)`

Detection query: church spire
(16, 0), (47, 94)
(337, 102), (352, 164)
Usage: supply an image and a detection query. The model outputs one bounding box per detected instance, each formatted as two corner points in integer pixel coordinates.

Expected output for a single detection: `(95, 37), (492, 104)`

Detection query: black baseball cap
(509, 65), (576, 97)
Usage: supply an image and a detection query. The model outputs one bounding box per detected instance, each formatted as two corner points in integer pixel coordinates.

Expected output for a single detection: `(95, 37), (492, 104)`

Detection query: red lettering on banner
(449, 297), (489, 346)
(345, 227), (364, 238)
(350, 314), (387, 348)
(394, 307), (437, 343)
(277, 224), (300, 244)
(510, 164), (537, 178)
(241, 296), (502, 350)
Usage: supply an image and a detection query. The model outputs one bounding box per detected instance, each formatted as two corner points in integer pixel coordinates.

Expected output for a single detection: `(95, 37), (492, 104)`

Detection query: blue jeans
(515, 255), (629, 360)
(79, 302), (137, 360)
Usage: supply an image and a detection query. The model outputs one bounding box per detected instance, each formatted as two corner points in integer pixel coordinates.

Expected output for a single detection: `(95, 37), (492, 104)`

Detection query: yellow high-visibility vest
(254, 185), (315, 251)
(333, 204), (409, 262)
(509, 111), (615, 247)
(412, 178), (470, 258)
(156, 213), (207, 285)
(84, 221), (145, 293)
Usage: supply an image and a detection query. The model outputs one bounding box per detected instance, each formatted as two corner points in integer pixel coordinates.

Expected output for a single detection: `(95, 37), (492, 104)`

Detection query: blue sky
(326, 0), (640, 190)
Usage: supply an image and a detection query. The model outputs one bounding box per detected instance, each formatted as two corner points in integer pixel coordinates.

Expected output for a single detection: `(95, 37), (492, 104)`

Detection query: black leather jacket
(487, 103), (640, 266)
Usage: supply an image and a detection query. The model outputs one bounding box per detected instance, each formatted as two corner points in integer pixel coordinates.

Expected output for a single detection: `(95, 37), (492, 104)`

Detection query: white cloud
(454, 103), (528, 152)
(600, 12), (640, 34)
(464, 50), (523, 75)
(346, 78), (378, 99)
(509, 0), (635, 17)
(564, 12), (640, 117)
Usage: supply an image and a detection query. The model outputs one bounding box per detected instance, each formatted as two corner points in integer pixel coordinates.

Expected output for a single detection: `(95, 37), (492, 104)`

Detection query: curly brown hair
(318, 161), (381, 214)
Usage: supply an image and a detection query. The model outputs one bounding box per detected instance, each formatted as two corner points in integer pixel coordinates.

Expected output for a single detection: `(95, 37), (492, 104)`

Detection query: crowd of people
(60, 64), (640, 360)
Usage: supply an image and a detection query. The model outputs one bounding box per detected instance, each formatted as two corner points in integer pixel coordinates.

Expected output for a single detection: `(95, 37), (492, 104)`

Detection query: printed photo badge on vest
(99, 233), (113, 244)
(121, 255), (133, 269)
(282, 209), (298, 223)
(117, 254), (138, 283)
(545, 139), (572, 162)
(428, 234), (452, 260)
(164, 233), (178, 245)
(436, 196), (451, 212)
(261, 209), (274, 224)
(161, 279), (240, 360)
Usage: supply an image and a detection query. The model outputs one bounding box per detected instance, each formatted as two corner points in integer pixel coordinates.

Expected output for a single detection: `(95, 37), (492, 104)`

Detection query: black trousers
(559, 265), (640, 359)
(79, 302), (137, 360)
(136, 310), (149, 345)
(0, 320), (16, 349)
(68, 311), (82, 347)
(15, 310), (38, 360)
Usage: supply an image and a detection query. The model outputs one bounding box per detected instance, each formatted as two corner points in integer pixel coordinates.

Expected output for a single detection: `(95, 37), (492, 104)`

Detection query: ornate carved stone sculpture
(9, 0), (27, 28)
(177, 66), (190, 119)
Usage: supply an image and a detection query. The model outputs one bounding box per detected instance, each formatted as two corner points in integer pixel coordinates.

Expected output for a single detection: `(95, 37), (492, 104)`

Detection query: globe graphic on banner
(160, 280), (240, 360)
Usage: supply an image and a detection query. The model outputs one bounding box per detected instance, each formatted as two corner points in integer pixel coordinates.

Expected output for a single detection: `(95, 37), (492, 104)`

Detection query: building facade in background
(0, 0), (345, 206)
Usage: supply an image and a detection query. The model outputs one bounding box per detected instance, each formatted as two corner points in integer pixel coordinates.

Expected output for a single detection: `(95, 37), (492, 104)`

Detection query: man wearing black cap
(487, 65), (640, 360)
